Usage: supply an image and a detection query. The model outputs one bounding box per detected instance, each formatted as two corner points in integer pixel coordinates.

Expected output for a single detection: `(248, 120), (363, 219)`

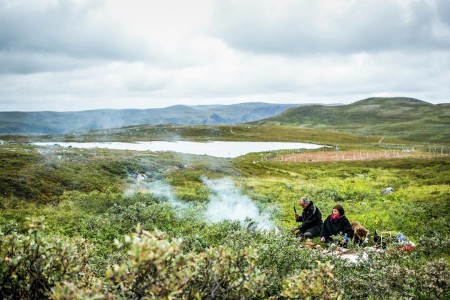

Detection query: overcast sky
(0, 0), (449, 111)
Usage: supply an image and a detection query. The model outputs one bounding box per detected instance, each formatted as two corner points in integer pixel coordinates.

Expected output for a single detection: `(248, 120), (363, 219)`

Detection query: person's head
(299, 196), (311, 208)
(332, 204), (345, 216)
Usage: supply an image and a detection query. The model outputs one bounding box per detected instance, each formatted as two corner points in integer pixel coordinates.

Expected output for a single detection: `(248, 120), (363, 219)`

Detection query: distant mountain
(252, 97), (450, 143)
(0, 103), (300, 134)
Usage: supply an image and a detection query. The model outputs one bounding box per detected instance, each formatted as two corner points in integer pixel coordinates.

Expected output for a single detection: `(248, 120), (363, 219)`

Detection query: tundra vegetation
(0, 122), (449, 299)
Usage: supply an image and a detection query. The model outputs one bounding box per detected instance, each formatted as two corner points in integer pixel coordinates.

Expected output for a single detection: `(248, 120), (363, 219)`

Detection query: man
(294, 196), (323, 240)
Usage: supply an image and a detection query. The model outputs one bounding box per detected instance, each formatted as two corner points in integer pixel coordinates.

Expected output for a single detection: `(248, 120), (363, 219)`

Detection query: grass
(233, 156), (450, 238)
(252, 97), (450, 145)
(1, 124), (449, 298)
(1, 143), (448, 240)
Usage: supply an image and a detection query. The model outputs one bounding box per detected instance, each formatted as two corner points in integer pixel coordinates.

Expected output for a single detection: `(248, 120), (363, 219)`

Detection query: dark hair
(333, 204), (345, 216)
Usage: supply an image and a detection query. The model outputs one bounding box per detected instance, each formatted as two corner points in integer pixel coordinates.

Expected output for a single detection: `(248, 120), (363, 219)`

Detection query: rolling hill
(251, 97), (450, 144)
(0, 103), (299, 134)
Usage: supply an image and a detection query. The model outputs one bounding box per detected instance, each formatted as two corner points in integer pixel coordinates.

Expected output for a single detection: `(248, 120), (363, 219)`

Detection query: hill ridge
(351, 97), (431, 106)
(0, 103), (299, 134)
(252, 97), (449, 144)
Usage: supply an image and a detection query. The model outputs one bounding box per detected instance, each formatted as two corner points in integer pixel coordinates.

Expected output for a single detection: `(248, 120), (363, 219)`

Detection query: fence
(263, 147), (450, 163)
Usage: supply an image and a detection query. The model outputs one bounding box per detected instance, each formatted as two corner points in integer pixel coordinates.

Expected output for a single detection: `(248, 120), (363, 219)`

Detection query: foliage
(1, 219), (450, 299)
(0, 218), (94, 299)
(332, 248), (450, 299)
(281, 261), (342, 299)
(104, 226), (195, 299)
(1, 141), (449, 299)
(191, 245), (267, 299)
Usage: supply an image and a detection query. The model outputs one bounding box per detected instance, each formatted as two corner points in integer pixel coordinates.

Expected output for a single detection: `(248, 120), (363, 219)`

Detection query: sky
(0, 0), (449, 111)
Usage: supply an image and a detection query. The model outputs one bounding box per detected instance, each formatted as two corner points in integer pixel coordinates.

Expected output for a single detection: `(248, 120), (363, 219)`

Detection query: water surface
(34, 141), (324, 158)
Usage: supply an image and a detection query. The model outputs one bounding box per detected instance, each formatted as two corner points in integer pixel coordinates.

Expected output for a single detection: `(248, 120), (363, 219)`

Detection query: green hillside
(252, 97), (450, 144)
(1, 97), (449, 298)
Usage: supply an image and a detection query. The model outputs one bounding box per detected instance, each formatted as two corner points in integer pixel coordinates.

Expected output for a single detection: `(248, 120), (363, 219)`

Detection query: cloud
(0, 0), (448, 111)
(210, 0), (450, 55)
(0, 52), (97, 74)
(0, 48), (448, 111)
(0, 0), (156, 73)
(436, 0), (450, 27)
(0, 61), (172, 111)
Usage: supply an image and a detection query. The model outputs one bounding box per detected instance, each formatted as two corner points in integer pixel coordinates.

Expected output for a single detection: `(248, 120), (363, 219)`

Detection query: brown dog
(351, 221), (368, 244)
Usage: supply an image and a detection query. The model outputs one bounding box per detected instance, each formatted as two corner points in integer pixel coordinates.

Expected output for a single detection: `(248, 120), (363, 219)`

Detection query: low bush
(3, 219), (449, 299)
(0, 218), (94, 299)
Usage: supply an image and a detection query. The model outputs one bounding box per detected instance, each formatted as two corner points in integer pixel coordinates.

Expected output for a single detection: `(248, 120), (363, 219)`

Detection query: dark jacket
(321, 215), (354, 242)
(296, 201), (323, 233)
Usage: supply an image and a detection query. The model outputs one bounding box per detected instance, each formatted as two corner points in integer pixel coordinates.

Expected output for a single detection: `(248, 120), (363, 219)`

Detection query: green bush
(329, 244), (450, 299)
(104, 226), (195, 299)
(281, 261), (342, 299)
(0, 218), (94, 299)
(1, 219), (449, 299)
(53, 225), (272, 299)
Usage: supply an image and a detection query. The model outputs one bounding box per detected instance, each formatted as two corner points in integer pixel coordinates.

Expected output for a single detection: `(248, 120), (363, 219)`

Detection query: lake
(34, 141), (324, 158)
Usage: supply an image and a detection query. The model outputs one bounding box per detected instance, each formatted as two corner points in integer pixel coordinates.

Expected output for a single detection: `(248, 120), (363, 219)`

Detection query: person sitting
(320, 204), (354, 246)
(294, 196), (323, 240)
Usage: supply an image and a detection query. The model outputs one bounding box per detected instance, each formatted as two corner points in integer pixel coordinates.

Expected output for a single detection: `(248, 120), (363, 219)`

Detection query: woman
(320, 204), (354, 245)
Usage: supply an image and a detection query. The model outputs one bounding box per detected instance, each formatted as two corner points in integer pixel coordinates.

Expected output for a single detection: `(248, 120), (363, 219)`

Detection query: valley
(1, 98), (449, 299)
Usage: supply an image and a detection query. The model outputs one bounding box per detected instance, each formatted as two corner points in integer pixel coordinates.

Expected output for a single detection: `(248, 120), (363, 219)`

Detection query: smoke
(202, 177), (278, 232)
(125, 174), (188, 211)
(125, 173), (278, 232)
(146, 180), (188, 210)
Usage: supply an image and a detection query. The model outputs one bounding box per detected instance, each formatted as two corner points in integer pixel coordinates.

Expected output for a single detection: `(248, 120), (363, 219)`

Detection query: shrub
(67, 225), (269, 299)
(2, 219), (449, 299)
(281, 261), (342, 299)
(104, 226), (195, 299)
(191, 245), (267, 299)
(0, 217), (94, 299)
(332, 246), (450, 299)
